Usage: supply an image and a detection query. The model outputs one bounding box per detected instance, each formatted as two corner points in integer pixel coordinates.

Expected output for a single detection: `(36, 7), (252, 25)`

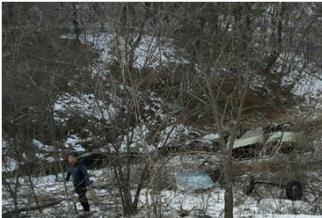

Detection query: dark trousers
(76, 186), (90, 211)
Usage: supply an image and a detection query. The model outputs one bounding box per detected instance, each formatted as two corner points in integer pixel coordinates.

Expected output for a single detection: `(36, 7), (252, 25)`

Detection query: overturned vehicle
(227, 124), (316, 201)
(230, 125), (308, 159)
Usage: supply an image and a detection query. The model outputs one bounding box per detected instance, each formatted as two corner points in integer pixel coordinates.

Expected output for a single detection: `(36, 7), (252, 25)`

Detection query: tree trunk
(72, 3), (80, 43)
(113, 162), (138, 216)
(27, 175), (42, 214)
(13, 196), (19, 218)
(224, 154), (234, 218)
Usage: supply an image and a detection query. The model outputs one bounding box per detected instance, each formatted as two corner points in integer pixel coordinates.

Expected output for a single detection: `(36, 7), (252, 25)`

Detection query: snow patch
(65, 135), (86, 152)
(55, 93), (116, 122)
(2, 157), (18, 172)
(33, 139), (55, 152)
(201, 133), (220, 145)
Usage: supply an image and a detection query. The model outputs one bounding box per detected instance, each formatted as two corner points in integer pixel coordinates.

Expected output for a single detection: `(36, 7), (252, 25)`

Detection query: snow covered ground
(54, 93), (117, 122)
(3, 159), (322, 218)
(280, 54), (322, 120)
(61, 31), (184, 70)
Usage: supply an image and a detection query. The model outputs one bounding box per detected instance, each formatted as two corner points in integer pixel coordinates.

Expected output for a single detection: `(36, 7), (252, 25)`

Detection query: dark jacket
(65, 162), (90, 188)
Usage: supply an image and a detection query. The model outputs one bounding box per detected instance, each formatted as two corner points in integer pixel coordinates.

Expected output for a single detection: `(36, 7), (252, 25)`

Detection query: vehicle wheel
(285, 180), (302, 200)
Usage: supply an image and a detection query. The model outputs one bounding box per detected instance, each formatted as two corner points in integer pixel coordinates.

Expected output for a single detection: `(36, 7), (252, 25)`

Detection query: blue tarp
(175, 172), (215, 191)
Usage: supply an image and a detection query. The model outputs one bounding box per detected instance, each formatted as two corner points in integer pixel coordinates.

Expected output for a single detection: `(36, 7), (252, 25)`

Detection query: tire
(285, 180), (303, 200)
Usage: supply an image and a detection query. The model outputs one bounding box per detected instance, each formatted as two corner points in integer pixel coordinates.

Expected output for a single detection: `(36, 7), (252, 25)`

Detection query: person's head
(67, 152), (78, 166)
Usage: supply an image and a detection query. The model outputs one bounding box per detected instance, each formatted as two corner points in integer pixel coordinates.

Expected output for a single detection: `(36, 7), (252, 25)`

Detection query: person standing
(65, 152), (90, 212)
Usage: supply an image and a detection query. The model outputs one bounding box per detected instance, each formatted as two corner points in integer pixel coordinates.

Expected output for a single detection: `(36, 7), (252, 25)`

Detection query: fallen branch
(3, 199), (63, 218)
